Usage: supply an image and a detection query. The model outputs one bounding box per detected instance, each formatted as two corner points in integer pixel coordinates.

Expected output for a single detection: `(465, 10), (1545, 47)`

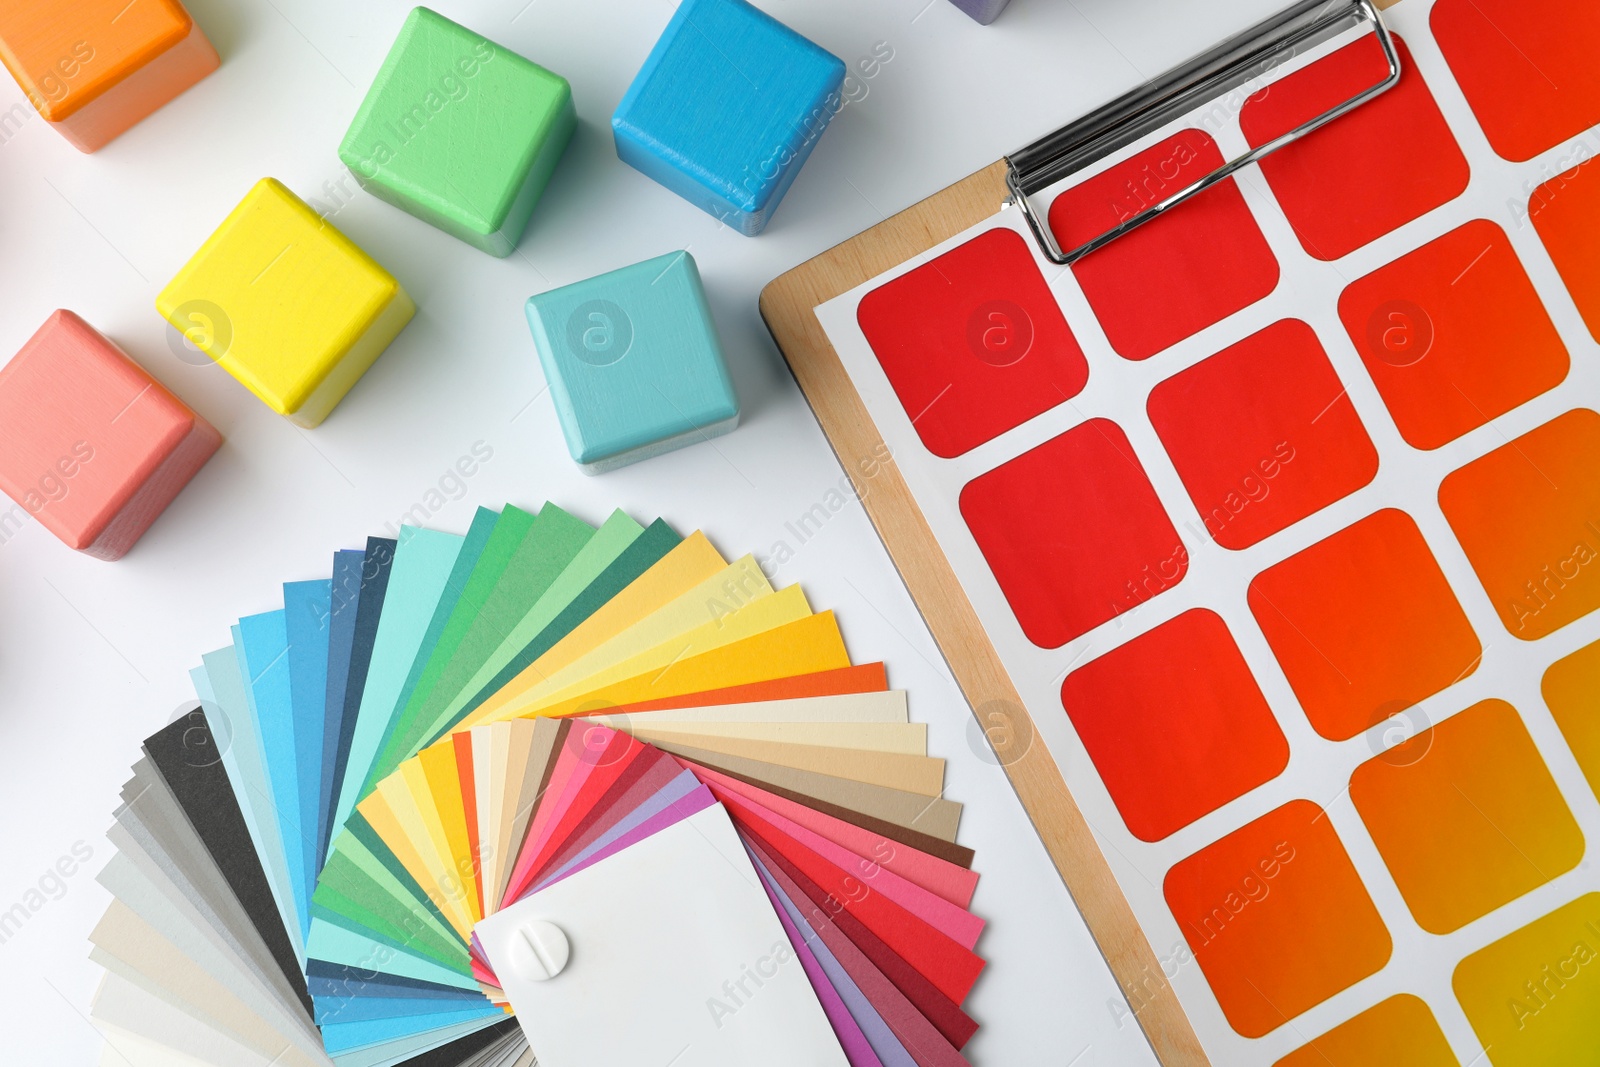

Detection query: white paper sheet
(476, 803), (848, 1067)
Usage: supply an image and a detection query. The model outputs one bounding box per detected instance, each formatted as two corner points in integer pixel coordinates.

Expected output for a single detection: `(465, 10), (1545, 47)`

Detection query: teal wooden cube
(526, 252), (740, 474)
(339, 7), (575, 257)
(612, 0), (845, 235)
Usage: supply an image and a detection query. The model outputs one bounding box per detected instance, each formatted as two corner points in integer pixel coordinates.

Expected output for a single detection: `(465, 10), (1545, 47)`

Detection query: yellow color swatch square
(1350, 699), (1584, 934)
(1454, 894), (1600, 1067)
(156, 178), (414, 427)
(1274, 995), (1458, 1067)
(1544, 639), (1600, 803)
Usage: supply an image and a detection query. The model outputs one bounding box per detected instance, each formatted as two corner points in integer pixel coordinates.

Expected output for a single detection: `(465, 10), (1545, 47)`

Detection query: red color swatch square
(1248, 509), (1481, 742)
(857, 228), (1089, 458)
(1148, 319), (1379, 549)
(1241, 35), (1469, 260)
(1433, 0), (1600, 162)
(1048, 130), (1279, 361)
(1338, 219), (1569, 450)
(1164, 800), (1392, 1038)
(1061, 609), (1289, 842)
(0, 309), (220, 560)
(960, 419), (1186, 648)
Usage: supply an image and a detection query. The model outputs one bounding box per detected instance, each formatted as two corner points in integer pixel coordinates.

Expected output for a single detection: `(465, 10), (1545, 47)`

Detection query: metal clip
(1005, 0), (1399, 266)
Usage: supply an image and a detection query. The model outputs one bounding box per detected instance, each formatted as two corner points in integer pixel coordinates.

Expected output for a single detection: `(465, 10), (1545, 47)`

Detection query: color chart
(808, 0), (1600, 1062)
(90, 503), (988, 1067)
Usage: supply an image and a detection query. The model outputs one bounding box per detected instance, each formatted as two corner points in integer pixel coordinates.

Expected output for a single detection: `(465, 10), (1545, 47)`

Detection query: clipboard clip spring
(1005, 0), (1399, 266)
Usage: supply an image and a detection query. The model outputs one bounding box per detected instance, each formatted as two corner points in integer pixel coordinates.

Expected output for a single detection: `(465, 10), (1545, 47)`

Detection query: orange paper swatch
(1249, 509), (1480, 742)
(1165, 799), (1391, 1038)
(1439, 409), (1600, 640)
(1351, 699), (1584, 934)
(1532, 157), (1600, 344)
(1273, 994), (1458, 1067)
(1543, 640), (1600, 804)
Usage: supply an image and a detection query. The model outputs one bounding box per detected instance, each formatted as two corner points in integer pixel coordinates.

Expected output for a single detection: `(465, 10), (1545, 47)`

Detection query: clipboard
(755, 0), (1600, 1062)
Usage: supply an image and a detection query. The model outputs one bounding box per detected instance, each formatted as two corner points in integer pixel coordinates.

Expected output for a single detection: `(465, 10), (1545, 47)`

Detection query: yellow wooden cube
(156, 178), (415, 427)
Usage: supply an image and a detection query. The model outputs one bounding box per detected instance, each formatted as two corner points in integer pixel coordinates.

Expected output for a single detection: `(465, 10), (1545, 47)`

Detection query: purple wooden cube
(948, 0), (1010, 25)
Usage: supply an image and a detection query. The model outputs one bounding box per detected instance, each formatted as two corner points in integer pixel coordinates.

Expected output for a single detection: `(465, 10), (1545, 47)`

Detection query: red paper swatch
(1148, 319), (1379, 549)
(1338, 219), (1569, 450)
(960, 419), (1186, 648)
(1241, 35), (1468, 259)
(749, 836), (972, 1065)
(1062, 609), (1289, 841)
(723, 789), (985, 1006)
(857, 227), (1089, 458)
(742, 826), (978, 1046)
(1048, 130), (1278, 360)
(1433, 0), (1600, 162)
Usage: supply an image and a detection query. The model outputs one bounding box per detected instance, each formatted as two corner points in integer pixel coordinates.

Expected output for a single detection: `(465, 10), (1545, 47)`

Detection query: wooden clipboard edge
(759, 159), (1211, 1067)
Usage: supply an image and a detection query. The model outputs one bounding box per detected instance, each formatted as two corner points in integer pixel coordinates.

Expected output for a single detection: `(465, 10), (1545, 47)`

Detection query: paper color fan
(90, 503), (985, 1067)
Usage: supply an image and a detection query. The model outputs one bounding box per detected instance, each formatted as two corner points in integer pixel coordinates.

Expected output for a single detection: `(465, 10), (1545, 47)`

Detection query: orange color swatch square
(1532, 158), (1600, 344)
(1274, 995), (1458, 1067)
(1338, 219), (1569, 450)
(1164, 799), (1391, 1038)
(1454, 894), (1600, 1067)
(1149, 319), (1378, 549)
(1240, 35), (1469, 260)
(857, 227), (1089, 458)
(1061, 609), (1289, 842)
(0, 310), (220, 560)
(1438, 409), (1600, 640)
(1249, 509), (1481, 742)
(1543, 640), (1600, 804)
(1433, 0), (1600, 162)
(0, 0), (218, 152)
(960, 419), (1186, 648)
(1351, 699), (1584, 934)
(1048, 130), (1279, 361)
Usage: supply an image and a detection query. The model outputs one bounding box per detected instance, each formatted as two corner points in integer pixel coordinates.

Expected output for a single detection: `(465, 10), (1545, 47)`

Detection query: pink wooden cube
(0, 310), (221, 560)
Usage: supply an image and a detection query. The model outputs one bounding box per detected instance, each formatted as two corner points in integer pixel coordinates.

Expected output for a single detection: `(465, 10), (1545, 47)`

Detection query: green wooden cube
(339, 7), (575, 257)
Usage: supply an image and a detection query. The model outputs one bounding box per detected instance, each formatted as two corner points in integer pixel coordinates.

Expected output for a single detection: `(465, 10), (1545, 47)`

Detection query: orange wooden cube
(0, 310), (221, 560)
(0, 0), (218, 152)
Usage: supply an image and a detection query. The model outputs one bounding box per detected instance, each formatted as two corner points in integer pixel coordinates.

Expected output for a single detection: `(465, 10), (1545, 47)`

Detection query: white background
(0, 0), (1284, 1062)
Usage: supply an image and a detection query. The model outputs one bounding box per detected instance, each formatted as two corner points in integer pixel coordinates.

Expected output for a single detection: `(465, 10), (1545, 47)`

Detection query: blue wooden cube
(526, 251), (740, 473)
(612, 0), (845, 236)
